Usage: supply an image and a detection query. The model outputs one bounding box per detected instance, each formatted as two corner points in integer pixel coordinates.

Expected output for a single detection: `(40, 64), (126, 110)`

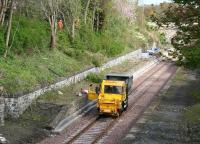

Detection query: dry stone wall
(3, 49), (142, 118)
(0, 98), (5, 125)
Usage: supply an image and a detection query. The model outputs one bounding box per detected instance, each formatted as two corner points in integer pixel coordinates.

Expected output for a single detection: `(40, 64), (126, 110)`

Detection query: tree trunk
(84, 0), (91, 24)
(96, 12), (99, 32)
(4, 0), (13, 58)
(50, 14), (57, 49)
(50, 31), (56, 49)
(92, 3), (96, 31)
(0, 0), (5, 22)
(0, 0), (8, 26)
(72, 19), (75, 42)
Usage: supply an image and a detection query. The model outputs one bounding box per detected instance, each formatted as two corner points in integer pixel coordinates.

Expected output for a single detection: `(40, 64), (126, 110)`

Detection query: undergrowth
(0, 15), (149, 94)
(86, 73), (104, 83)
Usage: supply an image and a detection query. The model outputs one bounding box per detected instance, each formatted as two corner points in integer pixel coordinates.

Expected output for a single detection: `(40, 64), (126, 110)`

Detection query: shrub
(175, 60), (183, 66)
(86, 73), (103, 83)
(57, 30), (71, 51)
(92, 58), (101, 67)
(178, 55), (183, 61)
(191, 89), (200, 101)
(159, 32), (167, 44)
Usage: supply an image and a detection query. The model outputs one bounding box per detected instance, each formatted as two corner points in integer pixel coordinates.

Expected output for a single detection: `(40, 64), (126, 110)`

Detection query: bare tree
(92, 1), (96, 31)
(3, 0), (13, 58)
(84, 0), (91, 24)
(0, 0), (9, 26)
(41, 0), (60, 49)
(61, 0), (81, 41)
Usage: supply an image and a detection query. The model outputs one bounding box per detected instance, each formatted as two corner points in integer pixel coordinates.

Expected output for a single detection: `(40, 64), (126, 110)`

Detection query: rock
(0, 86), (4, 92)
(58, 91), (63, 95)
(78, 92), (82, 97)
(0, 135), (7, 144)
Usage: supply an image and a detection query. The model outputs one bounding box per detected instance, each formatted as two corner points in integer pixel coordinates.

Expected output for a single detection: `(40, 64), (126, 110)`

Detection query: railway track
(65, 62), (174, 144)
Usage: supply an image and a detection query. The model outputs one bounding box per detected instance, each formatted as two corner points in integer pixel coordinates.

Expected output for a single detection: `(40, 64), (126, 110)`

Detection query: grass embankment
(0, 50), (92, 94)
(0, 16), (149, 95)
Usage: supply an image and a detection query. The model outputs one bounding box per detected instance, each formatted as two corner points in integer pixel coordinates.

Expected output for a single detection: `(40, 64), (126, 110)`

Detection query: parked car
(147, 47), (160, 55)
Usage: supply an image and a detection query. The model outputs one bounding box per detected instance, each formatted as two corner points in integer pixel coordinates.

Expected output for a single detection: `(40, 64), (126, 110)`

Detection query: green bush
(57, 30), (71, 51)
(79, 25), (101, 53)
(86, 73), (103, 83)
(92, 58), (101, 67)
(191, 89), (200, 101)
(182, 45), (200, 68)
(178, 55), (183, 61)
(159, 32), (167, 44)
(175, 60), (183, 66)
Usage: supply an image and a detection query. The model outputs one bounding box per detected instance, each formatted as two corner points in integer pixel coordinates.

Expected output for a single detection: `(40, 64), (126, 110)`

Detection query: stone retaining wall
(0, 98), (5, 125)
(3, 49), (142, 118)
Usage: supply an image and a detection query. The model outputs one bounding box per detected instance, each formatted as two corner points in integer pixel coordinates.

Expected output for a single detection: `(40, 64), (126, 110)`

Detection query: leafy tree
(152, 0), (200, 68)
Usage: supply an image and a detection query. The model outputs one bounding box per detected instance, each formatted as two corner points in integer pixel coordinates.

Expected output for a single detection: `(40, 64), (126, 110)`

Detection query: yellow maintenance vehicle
(88, 73), (133, 116)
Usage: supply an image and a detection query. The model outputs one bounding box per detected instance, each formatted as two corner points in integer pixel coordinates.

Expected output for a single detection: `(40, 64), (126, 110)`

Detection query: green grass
(184, 104), (200, 124)
(171, 68), (187, 84)
(38, 80), (90, 105)
(0, 50), (91, 94)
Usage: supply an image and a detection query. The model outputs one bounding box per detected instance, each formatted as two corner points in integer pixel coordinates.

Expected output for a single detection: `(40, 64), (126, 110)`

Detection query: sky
(138, 0), (172, 5)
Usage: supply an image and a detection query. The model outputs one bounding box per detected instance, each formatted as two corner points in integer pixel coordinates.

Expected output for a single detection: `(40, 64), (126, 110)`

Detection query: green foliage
(178, 54), (183, 61)
(152, 0), (200, 68)
(0, 50), (85, 93)
(182, 44), (200, 68)
(175, 60), (183, 66)
(191, 89), (200, 101)
(159, 32), (167, 44)
(0, 28), (5, 55)
(78, 25), (101, 53)
(92, 58), (101, 67)
(57, 30), (71, 50)
(101, 33), (124, 57)
(0, 0), (151, 94)
(11, 16), (50, 54)
(86, 73), (103, 83)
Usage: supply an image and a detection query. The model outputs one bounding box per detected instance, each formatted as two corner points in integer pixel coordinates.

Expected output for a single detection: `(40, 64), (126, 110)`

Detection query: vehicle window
(104, 85), (122, 94)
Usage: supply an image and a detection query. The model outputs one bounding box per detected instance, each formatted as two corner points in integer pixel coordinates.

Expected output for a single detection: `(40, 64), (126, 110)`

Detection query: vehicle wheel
(124, 99), (128, 111)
